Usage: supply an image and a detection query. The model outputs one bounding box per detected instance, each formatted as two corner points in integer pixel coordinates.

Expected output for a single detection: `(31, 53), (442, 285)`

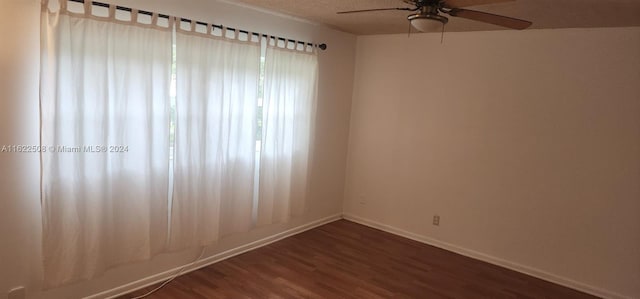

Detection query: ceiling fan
(337, 0), (532, 33)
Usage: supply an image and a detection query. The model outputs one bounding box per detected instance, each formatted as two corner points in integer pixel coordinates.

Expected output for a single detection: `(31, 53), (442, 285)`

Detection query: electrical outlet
(8, 287), (26, 299)
(433, 215), (440, 226)
(358, 194), (366, 205)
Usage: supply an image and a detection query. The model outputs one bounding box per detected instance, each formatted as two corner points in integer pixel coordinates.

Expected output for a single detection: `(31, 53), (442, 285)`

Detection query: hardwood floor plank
(121, 220), (600, 299)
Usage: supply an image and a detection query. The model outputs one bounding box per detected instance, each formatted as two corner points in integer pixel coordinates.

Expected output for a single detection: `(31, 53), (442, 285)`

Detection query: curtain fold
(39, 5), (172, 287)
(169, 32), (260, 250)
(257, 46), (318, 226)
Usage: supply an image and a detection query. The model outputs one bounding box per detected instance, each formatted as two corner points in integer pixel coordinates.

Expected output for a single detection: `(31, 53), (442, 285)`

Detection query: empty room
(1, 0), (639, 298)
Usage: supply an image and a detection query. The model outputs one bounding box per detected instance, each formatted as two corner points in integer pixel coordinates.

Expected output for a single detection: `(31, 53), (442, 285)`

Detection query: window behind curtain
(257, 44), (319, 226)
(168, 26), (261, 250)
(40, 1), (172, 287)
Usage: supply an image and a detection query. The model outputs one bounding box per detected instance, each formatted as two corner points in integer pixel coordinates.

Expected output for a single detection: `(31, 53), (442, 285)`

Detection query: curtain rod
(66, 0), (328, 51)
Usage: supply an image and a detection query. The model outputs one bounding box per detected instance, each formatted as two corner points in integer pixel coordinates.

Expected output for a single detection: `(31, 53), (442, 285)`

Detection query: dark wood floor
(123, 220), (599, 299)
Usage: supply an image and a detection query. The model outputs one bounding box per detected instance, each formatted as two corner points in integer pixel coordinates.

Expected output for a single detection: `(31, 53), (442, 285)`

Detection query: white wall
(0, 0), (42, 298)
(344, 28), (640, 298)
(0, 0), (355, 298)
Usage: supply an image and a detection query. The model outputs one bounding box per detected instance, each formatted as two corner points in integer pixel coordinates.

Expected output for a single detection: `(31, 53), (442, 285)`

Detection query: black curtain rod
(67, 0), (327, 50)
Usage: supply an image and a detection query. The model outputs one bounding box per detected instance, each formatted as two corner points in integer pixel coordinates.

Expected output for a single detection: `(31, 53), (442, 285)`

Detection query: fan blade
(337, 7), (413, 14)
(448, 8), (532, 29)
(443, 0), (514, 8)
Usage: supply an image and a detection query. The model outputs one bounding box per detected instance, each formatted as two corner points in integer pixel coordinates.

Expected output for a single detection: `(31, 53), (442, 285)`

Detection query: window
(40, 0), (318, 285)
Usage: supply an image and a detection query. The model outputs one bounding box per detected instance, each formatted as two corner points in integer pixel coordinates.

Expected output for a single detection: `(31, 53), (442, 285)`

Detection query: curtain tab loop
(108, 4), (116, 20)
(151, 12), (159, 27)
(131, 9), (138, 23)
(41, 0), (51, 12)
(83, 0), (91, 16)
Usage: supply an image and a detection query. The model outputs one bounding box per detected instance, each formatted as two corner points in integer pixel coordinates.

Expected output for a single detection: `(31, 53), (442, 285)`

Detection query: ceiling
(223, 0), (640, 35)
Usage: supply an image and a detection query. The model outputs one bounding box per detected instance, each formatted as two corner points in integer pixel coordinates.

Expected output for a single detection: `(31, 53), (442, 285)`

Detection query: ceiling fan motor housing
(408, 5), (449, 32)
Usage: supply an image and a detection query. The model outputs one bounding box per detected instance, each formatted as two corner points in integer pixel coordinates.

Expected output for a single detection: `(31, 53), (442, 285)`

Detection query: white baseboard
(342, 213), (630, 299)
(86, 214), (342, 299)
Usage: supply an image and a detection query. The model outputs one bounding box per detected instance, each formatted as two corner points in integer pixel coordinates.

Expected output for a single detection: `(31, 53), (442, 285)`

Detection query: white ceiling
(223, 0), (640, 35)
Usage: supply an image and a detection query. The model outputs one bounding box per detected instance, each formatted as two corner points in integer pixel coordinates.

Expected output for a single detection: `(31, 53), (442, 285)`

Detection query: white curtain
(169, 31), (260, 250)
(257, 46), (318, 226)
(40, 4), (172, 286)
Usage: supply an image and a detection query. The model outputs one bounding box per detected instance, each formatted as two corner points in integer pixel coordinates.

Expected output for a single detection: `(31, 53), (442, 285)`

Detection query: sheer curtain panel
(257, 45), (318, 226)
(169, 26), (260, 250)
(40, 1), (172, 287)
